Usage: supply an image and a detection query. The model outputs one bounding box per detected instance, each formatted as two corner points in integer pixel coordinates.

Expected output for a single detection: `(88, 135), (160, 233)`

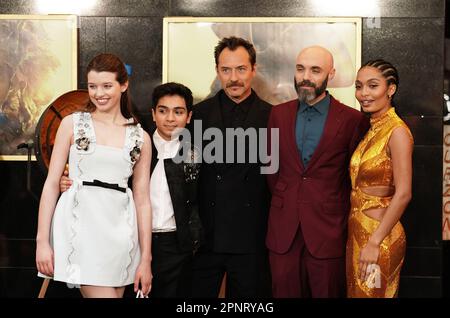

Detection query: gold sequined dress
(346, 107), (413, 298)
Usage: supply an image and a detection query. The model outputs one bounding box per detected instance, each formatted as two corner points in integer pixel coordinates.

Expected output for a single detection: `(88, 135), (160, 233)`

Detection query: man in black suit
(190, 36), (272, 297)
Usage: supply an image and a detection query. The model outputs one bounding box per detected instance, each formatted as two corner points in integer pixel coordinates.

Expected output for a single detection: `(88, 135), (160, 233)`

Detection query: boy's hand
(60, 165), (73, 193)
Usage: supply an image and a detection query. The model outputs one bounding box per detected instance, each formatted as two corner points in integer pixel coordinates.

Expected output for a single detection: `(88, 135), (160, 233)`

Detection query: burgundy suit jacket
(266, 96), (369, 259)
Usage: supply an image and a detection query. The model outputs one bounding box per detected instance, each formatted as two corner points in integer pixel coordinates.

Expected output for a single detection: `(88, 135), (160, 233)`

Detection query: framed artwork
(0, 14), (77, 160)
(163, 17), (361, 107)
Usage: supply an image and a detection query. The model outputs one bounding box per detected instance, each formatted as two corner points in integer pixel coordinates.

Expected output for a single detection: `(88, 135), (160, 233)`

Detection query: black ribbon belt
(82, 179), (127, 193)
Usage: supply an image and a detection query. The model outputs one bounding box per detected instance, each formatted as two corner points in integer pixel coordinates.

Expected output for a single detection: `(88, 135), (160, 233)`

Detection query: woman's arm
(359, 126), (413, 281)
(132, 131), (152, 295)
(36, 115), (73, 276)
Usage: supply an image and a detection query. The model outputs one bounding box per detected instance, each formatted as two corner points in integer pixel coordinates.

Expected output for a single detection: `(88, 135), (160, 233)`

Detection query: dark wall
(0, 0), (444, 297)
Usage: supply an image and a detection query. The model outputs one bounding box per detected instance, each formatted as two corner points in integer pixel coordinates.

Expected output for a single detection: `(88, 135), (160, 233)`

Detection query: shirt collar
(220, 89), (255, 113)
(299, 91), (330, 114)
(153, 129), (180, 159)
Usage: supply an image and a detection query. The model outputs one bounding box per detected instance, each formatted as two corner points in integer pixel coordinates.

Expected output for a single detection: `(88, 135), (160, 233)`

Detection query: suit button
(216, 175), (222, 181)
(188, 220), (192, 225)
(245, 203), (251, 207)
(244, 176), (249, 181)
(211, 202), (215, 207)
(302, 177), (307, 180)
(186, 199), (190, 205)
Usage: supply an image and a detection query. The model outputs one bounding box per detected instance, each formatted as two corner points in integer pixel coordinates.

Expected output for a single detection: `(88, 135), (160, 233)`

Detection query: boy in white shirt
(148, 82), (202, 297)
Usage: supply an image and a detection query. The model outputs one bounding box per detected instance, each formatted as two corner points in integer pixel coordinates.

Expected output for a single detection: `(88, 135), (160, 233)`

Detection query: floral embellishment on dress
(129, 140), (141, 162)
(75, 129), (90, 151)
(125, 123), (143, 165)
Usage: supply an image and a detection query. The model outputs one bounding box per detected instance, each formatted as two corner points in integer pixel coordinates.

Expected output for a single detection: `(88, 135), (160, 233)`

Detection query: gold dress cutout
(346, 107), (413, 298)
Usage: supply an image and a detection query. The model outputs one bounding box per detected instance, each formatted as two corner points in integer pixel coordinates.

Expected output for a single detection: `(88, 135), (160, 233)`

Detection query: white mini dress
(38, 112), (144, 287)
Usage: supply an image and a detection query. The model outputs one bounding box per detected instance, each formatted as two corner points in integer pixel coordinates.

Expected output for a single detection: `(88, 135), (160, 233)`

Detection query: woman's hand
(134, 260), (152, 296)
(36, 241), (54, 277)
(358, 240), (380, 283)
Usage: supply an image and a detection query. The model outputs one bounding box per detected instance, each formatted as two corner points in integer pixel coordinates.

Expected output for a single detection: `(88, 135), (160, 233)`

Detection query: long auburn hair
(85, 53), (138, 124)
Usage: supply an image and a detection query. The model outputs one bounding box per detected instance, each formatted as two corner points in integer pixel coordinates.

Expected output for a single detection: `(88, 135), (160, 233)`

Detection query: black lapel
(205, 91), (225, 133)
(242, 90), (265, 129)
(150, 128), (158, 174)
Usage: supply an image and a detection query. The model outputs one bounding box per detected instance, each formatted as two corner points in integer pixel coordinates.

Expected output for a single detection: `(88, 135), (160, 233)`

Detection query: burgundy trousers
(269, 225), (346, 298)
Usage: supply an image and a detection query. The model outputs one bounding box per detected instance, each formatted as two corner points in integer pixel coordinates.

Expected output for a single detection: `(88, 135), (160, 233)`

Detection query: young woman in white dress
(36, 53), (152, 298)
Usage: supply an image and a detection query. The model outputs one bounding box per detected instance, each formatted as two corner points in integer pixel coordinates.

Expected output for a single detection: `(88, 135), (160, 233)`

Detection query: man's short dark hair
(151, 82), (194, 112)
(214, 36), (256, 67)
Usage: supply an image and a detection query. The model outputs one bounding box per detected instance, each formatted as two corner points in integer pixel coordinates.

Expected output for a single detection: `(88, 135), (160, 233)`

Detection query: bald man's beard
(295, 76), (328, 103)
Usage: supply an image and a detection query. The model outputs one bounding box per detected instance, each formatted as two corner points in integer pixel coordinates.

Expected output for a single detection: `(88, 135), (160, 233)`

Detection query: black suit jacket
(150, 129), (203, 254)
(192, 90), (272, 254)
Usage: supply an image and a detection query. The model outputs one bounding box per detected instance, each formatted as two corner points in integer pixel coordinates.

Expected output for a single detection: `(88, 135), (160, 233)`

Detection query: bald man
(266, 46), (370, 297)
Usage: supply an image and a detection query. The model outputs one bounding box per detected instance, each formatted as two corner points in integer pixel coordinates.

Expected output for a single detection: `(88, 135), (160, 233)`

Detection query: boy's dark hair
(151, 82), (194, 112)
(214, 36), (256, 68)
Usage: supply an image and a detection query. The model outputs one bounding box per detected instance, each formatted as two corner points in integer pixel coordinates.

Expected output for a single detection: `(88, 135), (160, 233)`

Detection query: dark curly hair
(214, 36), (256, 68)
